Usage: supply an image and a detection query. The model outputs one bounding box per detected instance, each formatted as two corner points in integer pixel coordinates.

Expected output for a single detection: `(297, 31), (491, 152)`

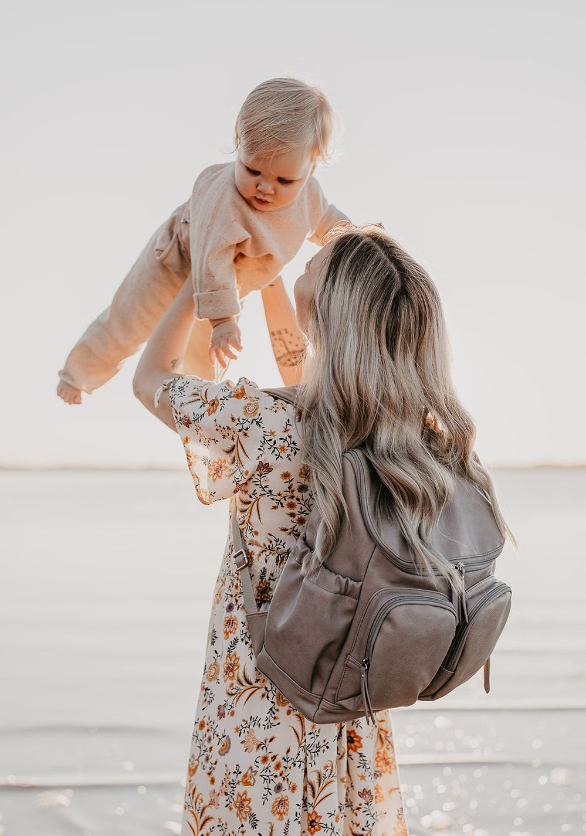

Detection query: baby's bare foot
(57, 380), (83, 405)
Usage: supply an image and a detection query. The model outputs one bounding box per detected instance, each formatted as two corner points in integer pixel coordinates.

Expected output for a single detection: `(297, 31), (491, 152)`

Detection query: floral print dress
(155, 374), (409, 836)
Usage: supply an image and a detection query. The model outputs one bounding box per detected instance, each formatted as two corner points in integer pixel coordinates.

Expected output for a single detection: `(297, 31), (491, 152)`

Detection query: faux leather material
(230, 385), (512, 726)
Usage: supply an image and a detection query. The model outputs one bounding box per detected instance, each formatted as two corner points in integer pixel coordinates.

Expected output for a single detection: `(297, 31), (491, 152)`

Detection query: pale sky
(1, 0), (583, 467)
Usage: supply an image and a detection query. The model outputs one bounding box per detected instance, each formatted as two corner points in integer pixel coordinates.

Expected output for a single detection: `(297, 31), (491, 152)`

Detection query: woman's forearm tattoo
(268, 328), (306, 367)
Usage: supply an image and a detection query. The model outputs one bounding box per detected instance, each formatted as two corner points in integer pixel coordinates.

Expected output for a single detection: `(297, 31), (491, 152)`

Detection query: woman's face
(293, 238), (336, 335)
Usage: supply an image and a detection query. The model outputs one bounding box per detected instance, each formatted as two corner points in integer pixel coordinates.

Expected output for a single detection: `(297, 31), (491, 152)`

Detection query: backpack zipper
(359, 593), (457, 725)
(454, 561), (468, 625)
(441, 582), (511, 672)
(360, 656), (376, 726)
(347, 449), (501, 575)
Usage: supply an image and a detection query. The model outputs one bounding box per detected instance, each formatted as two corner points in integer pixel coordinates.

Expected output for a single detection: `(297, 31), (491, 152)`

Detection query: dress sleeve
(154, 374), (271, 504)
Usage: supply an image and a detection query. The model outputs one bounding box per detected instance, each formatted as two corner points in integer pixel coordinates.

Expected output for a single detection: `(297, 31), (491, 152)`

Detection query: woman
(133, 221), (513, 835)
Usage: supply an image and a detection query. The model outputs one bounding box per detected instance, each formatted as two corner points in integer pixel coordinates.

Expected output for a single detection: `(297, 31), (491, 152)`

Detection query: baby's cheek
(280, 187), (302, 208)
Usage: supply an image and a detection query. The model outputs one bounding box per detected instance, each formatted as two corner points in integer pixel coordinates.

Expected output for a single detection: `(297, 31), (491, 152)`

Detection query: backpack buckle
(234, 549), (248, 570)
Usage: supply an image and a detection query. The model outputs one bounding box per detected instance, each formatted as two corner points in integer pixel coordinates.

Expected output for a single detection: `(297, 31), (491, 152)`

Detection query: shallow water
(1, 468), (584, 835)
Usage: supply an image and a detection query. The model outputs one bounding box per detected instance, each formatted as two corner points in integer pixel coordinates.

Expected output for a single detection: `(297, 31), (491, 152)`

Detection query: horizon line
(1, 463), (585, 472)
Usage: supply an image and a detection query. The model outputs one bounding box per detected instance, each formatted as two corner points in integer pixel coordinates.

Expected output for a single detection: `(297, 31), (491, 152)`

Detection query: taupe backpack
(231, 385), (512, 726)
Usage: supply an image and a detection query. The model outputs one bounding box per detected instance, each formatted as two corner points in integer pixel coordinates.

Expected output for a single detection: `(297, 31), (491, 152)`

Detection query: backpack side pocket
(262, 558), (362, 696)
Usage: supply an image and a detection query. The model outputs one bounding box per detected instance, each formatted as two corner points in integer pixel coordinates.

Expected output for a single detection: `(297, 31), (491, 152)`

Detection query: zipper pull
(360, 657), (377, 727)
(455, 562), (468, 624)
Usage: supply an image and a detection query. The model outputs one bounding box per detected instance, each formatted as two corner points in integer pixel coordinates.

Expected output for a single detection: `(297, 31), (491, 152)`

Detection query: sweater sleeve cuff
(193, 288), (242, 322)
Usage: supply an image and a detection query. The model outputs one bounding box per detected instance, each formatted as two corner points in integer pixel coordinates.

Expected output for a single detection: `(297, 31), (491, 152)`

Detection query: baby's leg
(58, 203), (191, 395)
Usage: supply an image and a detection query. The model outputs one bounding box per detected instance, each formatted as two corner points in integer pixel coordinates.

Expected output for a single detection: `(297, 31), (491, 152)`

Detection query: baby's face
(235, 147), (316, 212)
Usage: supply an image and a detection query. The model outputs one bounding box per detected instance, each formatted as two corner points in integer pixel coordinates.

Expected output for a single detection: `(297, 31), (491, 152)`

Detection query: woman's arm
(134, 273), (305, 429)
(261, 277), (307, 386)
(133, 278), (213, 431)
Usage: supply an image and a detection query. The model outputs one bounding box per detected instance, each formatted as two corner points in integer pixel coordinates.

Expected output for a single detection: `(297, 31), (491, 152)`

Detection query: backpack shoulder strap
(261, 385), (301, 405)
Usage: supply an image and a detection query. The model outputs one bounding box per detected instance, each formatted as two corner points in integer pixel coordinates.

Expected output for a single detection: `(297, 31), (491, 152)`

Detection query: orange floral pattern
(160, 375), (409, 836)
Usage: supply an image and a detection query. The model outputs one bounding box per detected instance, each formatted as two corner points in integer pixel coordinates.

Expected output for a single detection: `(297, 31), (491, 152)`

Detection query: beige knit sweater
(190, 162), (348, 320)
(58, 162), (347, 392)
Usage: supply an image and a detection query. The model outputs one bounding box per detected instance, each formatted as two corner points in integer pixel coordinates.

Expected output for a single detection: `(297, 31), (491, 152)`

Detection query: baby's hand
(57, 380), (83, 405)
(209, 318), (243, 369)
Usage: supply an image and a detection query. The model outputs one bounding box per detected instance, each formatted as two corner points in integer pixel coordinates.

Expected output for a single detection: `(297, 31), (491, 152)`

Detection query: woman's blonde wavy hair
(295, 222), (516, 593)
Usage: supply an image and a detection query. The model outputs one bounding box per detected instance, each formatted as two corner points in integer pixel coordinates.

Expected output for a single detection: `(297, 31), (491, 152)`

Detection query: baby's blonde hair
(234, 77), (337, 164)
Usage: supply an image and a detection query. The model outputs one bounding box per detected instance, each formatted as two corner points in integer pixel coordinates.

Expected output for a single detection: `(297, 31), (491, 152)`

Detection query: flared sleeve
(154, 374), (271, 504)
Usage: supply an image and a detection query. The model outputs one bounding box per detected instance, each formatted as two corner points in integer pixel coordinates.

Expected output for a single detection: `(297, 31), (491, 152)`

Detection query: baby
(57, 77), (349, 404)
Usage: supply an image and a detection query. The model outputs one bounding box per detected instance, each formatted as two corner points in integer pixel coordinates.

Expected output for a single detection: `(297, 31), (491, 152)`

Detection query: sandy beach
(1, 467), (584, 835)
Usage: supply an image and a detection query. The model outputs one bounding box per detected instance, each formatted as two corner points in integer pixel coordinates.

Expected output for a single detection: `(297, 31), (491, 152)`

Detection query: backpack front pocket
(336, 589), (458, 713)
(421, 579), (512, 699)
(262, 560), (362, 695)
